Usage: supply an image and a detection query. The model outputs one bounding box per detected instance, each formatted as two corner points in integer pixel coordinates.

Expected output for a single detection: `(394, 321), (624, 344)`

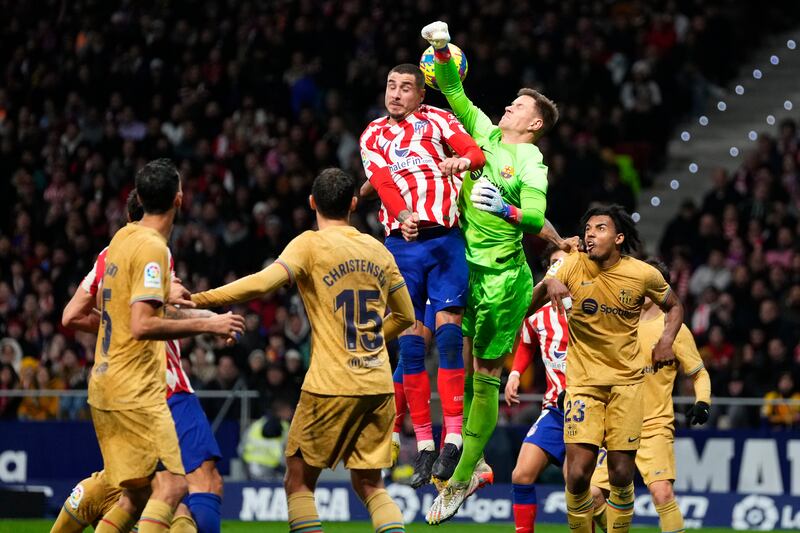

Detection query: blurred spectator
(17, 359), (62, 421)
(0, 363), (21, 419)
(203, 354), (244, 421)
(762, 372), (800, 428)
(688, 249), (731, 297)
(240, 400), (292, 480)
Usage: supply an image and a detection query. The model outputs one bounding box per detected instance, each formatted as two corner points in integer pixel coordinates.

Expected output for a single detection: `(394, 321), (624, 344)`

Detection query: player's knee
(511, 465), (536, 485)
(649, 481), (674, 506)
(566, 461), (594, 492)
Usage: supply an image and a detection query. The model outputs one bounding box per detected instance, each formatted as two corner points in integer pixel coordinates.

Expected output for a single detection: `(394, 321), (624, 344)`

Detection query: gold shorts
(91, 403), (184, 488)
(57, 470), (121, 530)
(563, 384), (644, 451)
(286, 391), (394, 470)
(592, 431), (676, 490)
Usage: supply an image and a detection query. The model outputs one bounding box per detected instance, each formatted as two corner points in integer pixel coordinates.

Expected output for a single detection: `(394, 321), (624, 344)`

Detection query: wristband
(433, 46), (451, 63)
(503, 204), (523, 224)
(509, 370), (520, 379)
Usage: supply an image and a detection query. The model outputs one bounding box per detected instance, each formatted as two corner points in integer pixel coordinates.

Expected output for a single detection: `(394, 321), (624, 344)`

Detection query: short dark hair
(126, 189), (144, 222)
(518, 88), (559, 139)
(312, 168), (356, 219)
(390, 63), (425, 89)
(579, 204), (641, 255)
(135, 158), (180, 214)
(540, 242), (563, 269)
(645, 257), (671, 284)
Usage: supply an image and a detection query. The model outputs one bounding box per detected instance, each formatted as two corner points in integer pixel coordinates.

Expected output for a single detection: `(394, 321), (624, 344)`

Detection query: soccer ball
(419, 44), (468, 91)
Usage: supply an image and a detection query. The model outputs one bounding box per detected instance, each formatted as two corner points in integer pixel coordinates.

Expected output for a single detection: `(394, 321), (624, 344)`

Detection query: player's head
(541, 242), (568, 268)
(310, 168), (357, 221)
(126, 189), (144, 223)
(580, 204), (641, 262)
(135, 158), (182, 215)
(385, 64), (425, 121)
(499, 88), (558, 142)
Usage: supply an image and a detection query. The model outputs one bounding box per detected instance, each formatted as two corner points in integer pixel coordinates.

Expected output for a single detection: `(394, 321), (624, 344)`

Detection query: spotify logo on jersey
(582, 298), (599, 315)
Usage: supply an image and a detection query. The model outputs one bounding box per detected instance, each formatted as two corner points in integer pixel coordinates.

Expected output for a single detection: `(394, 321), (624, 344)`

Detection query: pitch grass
(4, 521), (800, 533)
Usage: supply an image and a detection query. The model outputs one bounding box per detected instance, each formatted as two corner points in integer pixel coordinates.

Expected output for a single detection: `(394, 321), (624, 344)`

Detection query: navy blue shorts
(385, 227), (468, 322)
(523, 406), (566, 466)
(167, 392), (222, 474)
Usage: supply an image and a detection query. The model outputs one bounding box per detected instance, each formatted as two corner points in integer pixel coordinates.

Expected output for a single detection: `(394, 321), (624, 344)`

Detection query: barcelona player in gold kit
(529, 205), (683, 533)
(191, 168), (415, 533)
(90, 159), (245, 533)
(590, 259), (711, 533)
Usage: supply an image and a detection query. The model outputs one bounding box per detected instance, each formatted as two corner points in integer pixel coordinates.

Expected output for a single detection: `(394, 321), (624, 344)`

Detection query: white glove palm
(421, 21), (451, 50)
(470, 177), (508, 216)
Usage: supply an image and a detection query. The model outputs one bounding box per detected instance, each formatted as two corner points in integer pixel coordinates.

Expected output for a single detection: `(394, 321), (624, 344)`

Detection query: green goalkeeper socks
(462, 373), (474, 430)
(451, 372), (501, 483)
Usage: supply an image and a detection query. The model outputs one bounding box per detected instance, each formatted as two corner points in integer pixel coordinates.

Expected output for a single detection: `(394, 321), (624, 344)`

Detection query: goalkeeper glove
(470, 177), (521, 222)
(421, 21), (451, 50)
(685, 401), (710, 425)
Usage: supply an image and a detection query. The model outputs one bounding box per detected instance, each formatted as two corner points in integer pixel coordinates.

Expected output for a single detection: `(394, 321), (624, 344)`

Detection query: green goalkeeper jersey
(435, 57), (548, 271)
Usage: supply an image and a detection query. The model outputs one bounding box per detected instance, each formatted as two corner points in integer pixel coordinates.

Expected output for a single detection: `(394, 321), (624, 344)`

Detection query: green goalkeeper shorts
(462, 263), (533, 360)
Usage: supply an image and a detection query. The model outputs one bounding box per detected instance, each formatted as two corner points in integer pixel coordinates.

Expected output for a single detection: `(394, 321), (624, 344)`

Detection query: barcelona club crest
(501, 165), (515, 180)
(618, 288), (633, 305)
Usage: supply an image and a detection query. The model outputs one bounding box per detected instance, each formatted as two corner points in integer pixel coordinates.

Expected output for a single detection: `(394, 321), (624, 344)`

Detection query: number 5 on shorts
(565, 399), (586, 423)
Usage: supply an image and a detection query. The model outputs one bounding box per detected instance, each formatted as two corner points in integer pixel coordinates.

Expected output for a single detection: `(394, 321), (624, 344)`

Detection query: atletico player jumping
(360, 63), (486, 487)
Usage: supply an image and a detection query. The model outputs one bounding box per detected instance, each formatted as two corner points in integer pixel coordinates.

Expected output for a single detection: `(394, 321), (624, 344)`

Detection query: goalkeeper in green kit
(420, 21), (567, 524)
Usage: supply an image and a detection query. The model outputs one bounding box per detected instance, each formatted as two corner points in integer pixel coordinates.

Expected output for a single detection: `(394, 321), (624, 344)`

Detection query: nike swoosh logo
(628, 436), (640, 442)
(465, 430), (480, 438)
(581, 281), (594, 286)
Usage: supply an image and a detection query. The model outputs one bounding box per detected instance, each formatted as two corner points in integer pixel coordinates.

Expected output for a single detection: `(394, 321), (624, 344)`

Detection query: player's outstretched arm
(192, 262), (291, 308)
(535, 219), (579, 252)
(422, 21), (495, 139)
(383, 283), (415, 341)
(652, 290), (683, 371)
(130, 301), (244, 342)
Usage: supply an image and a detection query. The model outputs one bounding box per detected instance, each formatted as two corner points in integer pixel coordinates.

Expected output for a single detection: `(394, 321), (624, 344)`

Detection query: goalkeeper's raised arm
(422, 21), (558, 146)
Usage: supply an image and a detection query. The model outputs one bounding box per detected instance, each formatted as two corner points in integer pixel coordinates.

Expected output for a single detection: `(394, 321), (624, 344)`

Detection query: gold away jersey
(546, 252), (671, 386)
(639, 313), (705, 434)
(89, 223), (170, 410)
(276, 226), (406, 396)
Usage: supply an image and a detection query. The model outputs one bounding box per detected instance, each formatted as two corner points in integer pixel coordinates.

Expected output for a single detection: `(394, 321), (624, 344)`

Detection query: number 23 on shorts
(565, 399), (586, 423)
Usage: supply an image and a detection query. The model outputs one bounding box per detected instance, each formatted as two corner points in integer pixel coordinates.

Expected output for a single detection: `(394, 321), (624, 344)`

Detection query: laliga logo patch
(360, 149), (369, 166)
(143, 262), (162, 289)
(500, 165), (514, 180)
(68, 483), (85, 510)
(546, 258), (564, 277)
(732, 495), (779, 530)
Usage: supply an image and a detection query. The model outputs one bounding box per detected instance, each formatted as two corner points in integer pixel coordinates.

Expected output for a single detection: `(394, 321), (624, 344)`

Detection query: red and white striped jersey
(82, 247), (193, 399)
(360, 105), (468, 234)
(519, 303), (568, 410)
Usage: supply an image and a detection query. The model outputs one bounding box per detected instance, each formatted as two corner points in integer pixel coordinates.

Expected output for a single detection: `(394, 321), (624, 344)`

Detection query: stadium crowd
(0, 0), (798, 429)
